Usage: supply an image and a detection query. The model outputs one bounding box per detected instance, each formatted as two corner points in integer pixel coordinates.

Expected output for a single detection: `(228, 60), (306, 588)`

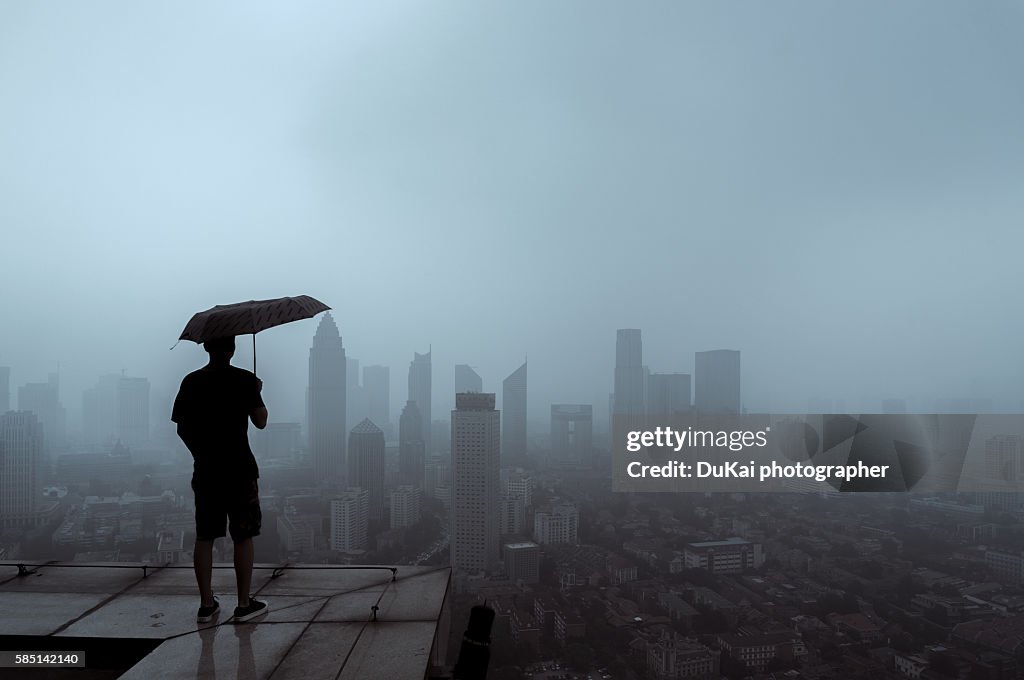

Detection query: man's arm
(250, 377), (268, 429)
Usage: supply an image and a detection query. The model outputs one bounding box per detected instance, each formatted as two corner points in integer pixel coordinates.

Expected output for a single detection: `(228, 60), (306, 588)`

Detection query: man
(172, 335), (269, 623)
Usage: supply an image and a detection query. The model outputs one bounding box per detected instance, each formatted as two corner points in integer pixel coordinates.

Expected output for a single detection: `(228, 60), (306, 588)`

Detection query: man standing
(172, 335), (269, 623)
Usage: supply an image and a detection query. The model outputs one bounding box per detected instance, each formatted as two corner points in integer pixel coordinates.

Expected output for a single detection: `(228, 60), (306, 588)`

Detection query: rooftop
(0, 561), (450, 679)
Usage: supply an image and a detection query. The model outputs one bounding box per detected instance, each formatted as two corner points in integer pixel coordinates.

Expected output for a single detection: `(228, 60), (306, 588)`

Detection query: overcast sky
(2, 1), (1023, 429)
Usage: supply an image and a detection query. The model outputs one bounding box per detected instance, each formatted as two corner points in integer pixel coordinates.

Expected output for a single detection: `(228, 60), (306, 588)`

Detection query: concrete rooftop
(0, 561), (451, 679)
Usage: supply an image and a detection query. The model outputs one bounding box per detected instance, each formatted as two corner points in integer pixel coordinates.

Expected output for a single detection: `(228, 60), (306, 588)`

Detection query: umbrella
(177, 295), (330, 374)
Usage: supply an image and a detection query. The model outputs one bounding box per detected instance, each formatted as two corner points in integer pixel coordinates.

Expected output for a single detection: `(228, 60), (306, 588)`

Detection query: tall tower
(408, 350), (431, 453)
(398, 400), (426, 488)
(0, 411), (43, 528)
(308, 313), (347, 484)
(362, 365), (390, 436)
(613, 329), (644, 453)
(18, 373), (65, 453)
(450, 392), (500, 574)
(454, 365), (483, 394)
(694, 350), (741, 414)
(0, 366), (9, 413)
(501, 362), (527, 463)
(348, 419), (386, 522)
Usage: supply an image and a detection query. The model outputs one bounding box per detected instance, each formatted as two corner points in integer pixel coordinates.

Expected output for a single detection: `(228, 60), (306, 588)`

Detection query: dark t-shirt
(171, 364), (264, 483)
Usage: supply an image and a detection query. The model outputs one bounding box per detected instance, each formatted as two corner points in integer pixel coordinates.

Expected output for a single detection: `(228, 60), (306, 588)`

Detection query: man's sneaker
(197, 597), (220, 623)
(233, 598), (269, 622)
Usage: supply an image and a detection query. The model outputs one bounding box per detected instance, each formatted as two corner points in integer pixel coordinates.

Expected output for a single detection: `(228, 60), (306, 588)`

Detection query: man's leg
(194, 539), (215, 607)
(233, 537), (253, 608)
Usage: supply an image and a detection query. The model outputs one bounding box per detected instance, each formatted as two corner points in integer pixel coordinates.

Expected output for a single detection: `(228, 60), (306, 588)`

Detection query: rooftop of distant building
(0, 560), (450, 679)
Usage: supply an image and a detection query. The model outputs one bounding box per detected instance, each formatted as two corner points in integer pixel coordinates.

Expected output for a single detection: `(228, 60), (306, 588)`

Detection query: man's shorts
(192, 477), (262, 542)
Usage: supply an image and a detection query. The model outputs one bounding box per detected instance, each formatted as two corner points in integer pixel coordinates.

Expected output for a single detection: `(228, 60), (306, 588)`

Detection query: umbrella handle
(252, 334), (257, 376)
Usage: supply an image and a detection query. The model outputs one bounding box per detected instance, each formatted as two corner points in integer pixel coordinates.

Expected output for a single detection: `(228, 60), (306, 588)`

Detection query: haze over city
(4, 1), (1024, 430)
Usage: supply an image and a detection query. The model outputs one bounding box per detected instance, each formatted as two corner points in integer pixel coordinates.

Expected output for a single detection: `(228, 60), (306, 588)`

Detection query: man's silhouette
(172, 335), (269, 622)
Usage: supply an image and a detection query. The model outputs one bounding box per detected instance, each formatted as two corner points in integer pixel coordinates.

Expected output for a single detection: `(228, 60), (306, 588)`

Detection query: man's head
(203, 336), (235, 363)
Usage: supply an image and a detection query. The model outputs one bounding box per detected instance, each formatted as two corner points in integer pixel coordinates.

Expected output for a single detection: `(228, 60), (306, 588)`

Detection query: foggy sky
(3, 1), (1024, 430)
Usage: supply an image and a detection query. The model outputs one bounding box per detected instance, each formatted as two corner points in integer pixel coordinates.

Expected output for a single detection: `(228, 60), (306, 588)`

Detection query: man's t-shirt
(171, 365), (263, 483)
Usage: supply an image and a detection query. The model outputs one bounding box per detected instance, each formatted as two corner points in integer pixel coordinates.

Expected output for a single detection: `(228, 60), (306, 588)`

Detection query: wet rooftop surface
(0, 561), (450, 679)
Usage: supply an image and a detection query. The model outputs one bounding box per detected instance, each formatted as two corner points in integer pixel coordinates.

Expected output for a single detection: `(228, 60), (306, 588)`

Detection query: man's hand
(256, 378), (263, 392)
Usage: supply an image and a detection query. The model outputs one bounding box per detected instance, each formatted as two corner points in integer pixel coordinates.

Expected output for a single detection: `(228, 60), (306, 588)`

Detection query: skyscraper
(694, 350), (741, 414)
(398, 400), (426, 488)
(613, 329), (645, 453)
(0, 411), (43, 528)
(308, 313), (347, 484)
(550, 404), (593, 465)
(83, 374), (150, 448)
(390, 485), (421, 529)
(451, 392), (501, 574)
(501, 362), (527, 462)
(348, 419), (386, 522)
(346, 357), (368, 428)
(362, 365), (390, 436)
(0, 366), (9, 413)
(647, 373), (691, 418)
(408, 350), (431, 453)
(18, 373), (65, 452)
(330, 488), (368, 553)
(454, 364), (482, 394)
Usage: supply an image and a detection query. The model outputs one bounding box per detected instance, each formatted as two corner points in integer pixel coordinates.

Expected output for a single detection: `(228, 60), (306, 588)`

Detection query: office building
(399, 400), (426, 488)
(646, 373), (691, 417)
(550, 404), (593, 465)
(502, 362), (527, 462)
(683, 537), (764, 573)
(330, 488), (369, 553)
(408, 350), (432, 452)
(82, 374), (151, 448)
(17, 373), (65, 452)
(307, 313), (347, 484)
(499, 494), (526, 535)
(450, 392), (501, 573)
(503, 542), (540, 584)
(390, 485), (421, 529)
(533, 504), (579, 545)
(348, 419), (386, 522)
(454, 364), (482, 394)
(694, 350), (740, 414)
(0, 411), (43, 528)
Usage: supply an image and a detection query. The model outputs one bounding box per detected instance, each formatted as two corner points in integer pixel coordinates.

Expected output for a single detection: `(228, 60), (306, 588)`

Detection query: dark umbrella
(177, 295), (330, 374)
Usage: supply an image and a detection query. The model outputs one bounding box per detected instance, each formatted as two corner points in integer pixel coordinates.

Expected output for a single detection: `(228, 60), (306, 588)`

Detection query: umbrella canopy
(177, 295), (330, 374)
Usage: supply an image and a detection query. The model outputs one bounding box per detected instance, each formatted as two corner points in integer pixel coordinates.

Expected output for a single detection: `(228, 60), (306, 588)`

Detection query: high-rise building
(499, 494), (526, 535)
(0, 411), (43, 528)
(18, 373), (65, 452)
(308, 313), (347, 484)
(346, 357), (369, 428)
(0, 366), (10, 413)
(398, 400), (426, 488)
(550, 405), (593, 465)
(362, 365), (390, 436)
(408, 350), (431, 453)
(533, 504), (579, 545)
(646, 373), (691, 417)
(503, 542), (540, 584)
(451, 392), (501, 573)
(390, 485), (421, 529)
(330, 488), (369, 553)
(500, 469), (533, 507)
(454, 365), (482, 394)
(348, 419), (386, 522)
(613, 330), (645, 452)
(694, 350), (740, 414)
(83, 374), (150, 448)
(501, 362), (527, 462)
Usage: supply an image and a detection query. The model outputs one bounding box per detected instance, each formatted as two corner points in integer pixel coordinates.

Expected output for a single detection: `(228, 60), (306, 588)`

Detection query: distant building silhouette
(694, 350), (741, 414)
(308, 313), (347, 484)
(647, 373), (691, 418)
(408, 350), (432, 453)
(346, 357), (368, 429)
(451, 392), (500, 574)
(18, 373), (65, 452)
(454, 364), (483, 394)
(348, 419), (386, 522)
(362, 365), (390, 437)
(0, 411), (43, 528)
(82, 374), (150, 448)
(613, 329), (645, 451)
(0, 366), (9, 413)
(550, 404), (593, 466)
(330, 488), (368, 553)
(501, 362), (527, 462)
(398, 400), (426, 488)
